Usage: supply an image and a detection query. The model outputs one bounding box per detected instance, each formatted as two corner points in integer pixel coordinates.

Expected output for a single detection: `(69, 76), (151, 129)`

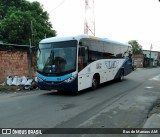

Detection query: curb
(138, 114), (160, 137)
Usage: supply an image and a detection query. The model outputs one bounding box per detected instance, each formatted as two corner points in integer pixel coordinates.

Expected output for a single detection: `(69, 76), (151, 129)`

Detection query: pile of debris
(0, 76), (38, 90)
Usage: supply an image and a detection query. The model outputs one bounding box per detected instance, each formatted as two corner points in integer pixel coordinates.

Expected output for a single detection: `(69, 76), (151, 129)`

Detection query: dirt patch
(0, 85), (24, 91)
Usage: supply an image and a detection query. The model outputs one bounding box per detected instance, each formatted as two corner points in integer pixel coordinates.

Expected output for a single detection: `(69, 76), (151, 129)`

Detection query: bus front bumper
(37, 77), (78, 92)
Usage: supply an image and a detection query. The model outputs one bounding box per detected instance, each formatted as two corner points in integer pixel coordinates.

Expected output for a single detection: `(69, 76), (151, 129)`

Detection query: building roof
(0, 43), (35, 51)
(143, 49), (160, 53)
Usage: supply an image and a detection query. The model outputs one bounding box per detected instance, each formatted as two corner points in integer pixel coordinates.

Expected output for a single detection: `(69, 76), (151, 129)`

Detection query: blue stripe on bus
(37, 73), (72, 81)
(114, 58), (132, 79)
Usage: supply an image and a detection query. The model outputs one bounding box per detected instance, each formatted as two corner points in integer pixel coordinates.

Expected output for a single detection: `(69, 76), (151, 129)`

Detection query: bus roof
(40, 34), (130, 47)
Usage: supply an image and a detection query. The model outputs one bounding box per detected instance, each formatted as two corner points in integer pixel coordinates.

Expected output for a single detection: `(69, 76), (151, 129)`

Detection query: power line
(142, 41), (160, 46)
(49, 0), (66, 14)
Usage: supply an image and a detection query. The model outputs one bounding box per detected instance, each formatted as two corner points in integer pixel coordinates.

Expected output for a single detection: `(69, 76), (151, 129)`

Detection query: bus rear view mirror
(79, 42), (86, 46)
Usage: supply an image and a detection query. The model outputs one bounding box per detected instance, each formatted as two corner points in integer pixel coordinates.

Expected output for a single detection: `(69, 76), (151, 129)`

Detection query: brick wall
(133, 54), (144, 68)
(0, 50), (35, 83)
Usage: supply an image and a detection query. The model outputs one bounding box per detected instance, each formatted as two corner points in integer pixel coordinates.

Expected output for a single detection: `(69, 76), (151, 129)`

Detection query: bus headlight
(64, 74), (77, 83)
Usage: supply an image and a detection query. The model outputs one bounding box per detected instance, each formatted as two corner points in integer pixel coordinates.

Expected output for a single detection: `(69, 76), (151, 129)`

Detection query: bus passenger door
(78, 46), (91, 91)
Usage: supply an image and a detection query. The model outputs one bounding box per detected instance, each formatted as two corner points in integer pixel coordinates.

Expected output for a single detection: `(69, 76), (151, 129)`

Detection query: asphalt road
(0, 67), (160, 137)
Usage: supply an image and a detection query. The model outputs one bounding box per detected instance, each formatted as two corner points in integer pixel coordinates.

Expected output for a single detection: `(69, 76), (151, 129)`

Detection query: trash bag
(6, 76), (12, 86)
(24, 79), (33, 90)
(35, 77), (37, 82)
(12, 76), (18, 86)
(31, 80), (38, 90)
(24, 79), (38, 90)
(21, 76), (27, 85)
(17, 77), (22, 86)
(25, 79), (33, 86)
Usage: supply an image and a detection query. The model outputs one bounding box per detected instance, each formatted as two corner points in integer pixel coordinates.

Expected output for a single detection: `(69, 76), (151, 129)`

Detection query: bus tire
(92, 74), (99, 90)
(118, 70), (124, 82)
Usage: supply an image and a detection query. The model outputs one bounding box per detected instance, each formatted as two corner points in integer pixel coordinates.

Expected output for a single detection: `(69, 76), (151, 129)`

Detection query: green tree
(128, 40), (143, 54)
(0, 0), (56, 45)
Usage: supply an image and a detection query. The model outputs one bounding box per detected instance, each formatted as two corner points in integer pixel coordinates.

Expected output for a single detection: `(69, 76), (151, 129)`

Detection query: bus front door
(78, 46), (91, 91)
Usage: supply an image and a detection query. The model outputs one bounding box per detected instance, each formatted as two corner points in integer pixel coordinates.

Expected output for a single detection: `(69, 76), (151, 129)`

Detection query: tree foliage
(0, 0), (57, 45)
(128, 40), (143, 54)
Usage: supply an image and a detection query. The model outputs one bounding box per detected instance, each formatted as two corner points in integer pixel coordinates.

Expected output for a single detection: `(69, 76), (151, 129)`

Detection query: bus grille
(44, 80), (63, 84)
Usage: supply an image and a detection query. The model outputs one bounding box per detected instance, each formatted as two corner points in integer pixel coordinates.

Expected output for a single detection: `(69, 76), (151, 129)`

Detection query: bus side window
(78, 46), (88, 71)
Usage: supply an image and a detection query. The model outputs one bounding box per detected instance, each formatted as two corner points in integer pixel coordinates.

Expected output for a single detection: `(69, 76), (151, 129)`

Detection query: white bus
(37, 34), (132, 94)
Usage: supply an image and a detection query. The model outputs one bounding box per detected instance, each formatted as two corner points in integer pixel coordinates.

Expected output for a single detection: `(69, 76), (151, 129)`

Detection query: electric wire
(49, 0), (66, 14)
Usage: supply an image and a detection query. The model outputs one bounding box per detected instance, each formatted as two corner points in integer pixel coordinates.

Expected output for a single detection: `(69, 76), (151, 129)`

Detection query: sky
(28, 0), (160, 51)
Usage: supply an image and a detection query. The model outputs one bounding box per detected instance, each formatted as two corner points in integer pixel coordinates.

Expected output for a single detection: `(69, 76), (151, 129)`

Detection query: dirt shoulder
(148, 99), (160, 118)
(0, 85), (24, 91)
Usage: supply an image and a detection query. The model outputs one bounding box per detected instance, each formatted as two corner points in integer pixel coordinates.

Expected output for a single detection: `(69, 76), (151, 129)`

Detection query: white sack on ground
(6, 76), (12, 86)
(35, 77), (37, 82)
(25, 79), (33, 86)
(12, 76), (18, 85)
(21, 76), (27, 85)
(24, 79), (33, 90)
(16, 77), (22, 86)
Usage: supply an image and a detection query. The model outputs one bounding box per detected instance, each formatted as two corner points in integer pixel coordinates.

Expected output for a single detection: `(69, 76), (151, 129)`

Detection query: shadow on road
(42, 78), (130, 97)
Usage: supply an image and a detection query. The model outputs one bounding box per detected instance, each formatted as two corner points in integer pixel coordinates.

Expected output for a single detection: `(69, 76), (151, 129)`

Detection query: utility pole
(84, 0), (95, 36)
(149, 44), (152, 67)
(28, 21), (34, 78)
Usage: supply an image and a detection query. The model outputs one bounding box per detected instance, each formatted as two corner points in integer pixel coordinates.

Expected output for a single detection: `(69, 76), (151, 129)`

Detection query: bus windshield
(37, 40), (77, 75)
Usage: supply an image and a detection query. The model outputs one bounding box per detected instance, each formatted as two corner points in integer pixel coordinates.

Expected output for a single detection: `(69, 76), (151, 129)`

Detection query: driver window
(53, 49), (66, 72)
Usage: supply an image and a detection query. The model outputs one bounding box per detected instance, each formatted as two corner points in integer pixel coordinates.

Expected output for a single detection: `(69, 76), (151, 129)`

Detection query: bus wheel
(118, 70), (124, 82)
(92, 75), (99, 90)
